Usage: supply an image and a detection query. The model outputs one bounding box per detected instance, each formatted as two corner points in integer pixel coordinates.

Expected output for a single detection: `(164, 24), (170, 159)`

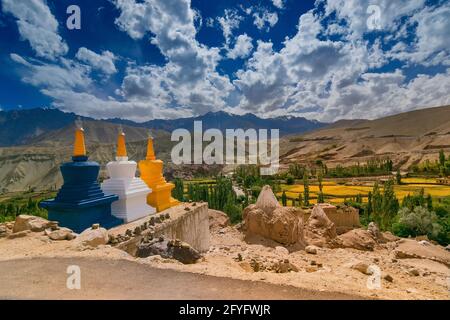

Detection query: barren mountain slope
(280, 105), (450, 169)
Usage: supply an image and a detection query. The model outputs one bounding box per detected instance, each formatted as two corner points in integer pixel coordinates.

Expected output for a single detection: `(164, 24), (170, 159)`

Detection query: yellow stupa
(139, 134), (179, 212)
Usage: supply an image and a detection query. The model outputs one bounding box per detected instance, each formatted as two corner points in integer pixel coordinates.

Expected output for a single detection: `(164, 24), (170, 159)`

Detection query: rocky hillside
(279, 105), (450, 170)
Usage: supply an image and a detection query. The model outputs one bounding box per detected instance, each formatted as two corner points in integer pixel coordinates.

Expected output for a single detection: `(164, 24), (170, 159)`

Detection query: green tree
(303, 172), (310, 206)
(298, 192), (303, 207)
(439, 149), (446, 167)
(396, 169), (402, 185)
(281, 191), (287, 206)
(381, 179), (399, 230)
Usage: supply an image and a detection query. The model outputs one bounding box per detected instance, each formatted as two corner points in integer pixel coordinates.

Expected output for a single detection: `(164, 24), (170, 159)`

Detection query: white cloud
(323, 0), (426, 40)
(1, 0), (68, 60)
(75, 48), (117, 75)
(394, 3), (450, 66)
(217, 9), (243, 44)
(252, 9), (278, 31)
(227, 34), (253, 59)
(272, 0), (284, 10)
(113, 0), (234, 115)
(10, 53), (91, 90)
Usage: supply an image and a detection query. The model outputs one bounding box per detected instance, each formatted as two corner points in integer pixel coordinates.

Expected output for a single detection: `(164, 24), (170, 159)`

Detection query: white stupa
(101, 127), (155, 222)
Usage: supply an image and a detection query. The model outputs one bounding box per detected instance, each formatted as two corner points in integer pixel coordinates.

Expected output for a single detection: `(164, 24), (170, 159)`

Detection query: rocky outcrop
(304, 205), (341, 248)
(208, 209), (230, 231)
(393, 239), (450, 267)
(242, 185), (305, 246)
(338, 228), (377, 251)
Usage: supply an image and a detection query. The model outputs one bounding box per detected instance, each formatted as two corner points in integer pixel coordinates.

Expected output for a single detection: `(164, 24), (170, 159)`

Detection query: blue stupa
(40, 120), (122, 233)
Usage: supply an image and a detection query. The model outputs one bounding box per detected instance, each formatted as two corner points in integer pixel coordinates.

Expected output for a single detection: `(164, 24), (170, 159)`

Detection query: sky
(0, 0), (449, 122)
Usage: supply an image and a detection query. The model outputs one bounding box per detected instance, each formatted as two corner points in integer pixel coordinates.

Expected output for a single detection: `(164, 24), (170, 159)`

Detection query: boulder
(305, 245), (318, 254)
(47, 228), (77, 241)
(13, 215), (49, 233)
(338, 228), (377, 251)
(349, 261), (371, 275)
(208, 209), (230, 231)
(167, 239), (202, 264)
(75, 226), (109, 247)
(242, 185), (304, 245)
(275, 246), (289, 256)
(137, 238), (202, 264)
(304, 205), (340, 248)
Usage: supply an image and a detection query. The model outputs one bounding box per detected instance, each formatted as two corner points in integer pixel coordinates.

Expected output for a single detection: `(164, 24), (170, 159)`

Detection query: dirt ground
(0, 224), (448, 300)
(0, 257), (362, 300)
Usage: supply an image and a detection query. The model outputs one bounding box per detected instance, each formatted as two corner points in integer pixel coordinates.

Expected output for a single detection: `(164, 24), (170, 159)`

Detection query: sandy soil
(0, 225), (448, 300)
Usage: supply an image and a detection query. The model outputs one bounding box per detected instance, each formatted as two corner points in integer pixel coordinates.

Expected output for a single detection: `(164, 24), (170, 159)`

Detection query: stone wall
(109, 202), (210, 256)
(303, 203), (360, 234)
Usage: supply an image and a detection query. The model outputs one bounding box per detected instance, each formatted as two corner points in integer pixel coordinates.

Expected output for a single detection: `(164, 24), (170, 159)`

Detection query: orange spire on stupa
(73, 118), (86, 157)
(116, 126), (127, 158)
(146, 133), (156, 160)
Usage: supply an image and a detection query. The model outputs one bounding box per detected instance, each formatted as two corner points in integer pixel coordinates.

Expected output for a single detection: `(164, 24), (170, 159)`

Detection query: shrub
(393, 206), (442, 239)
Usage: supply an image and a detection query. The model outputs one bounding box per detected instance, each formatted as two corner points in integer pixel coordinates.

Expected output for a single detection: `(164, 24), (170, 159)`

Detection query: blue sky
(0, 0), (449, 122)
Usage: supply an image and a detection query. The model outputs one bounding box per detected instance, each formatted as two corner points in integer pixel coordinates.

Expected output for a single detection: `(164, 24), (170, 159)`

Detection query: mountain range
(0, 108), (325, 147)
(0, 105), (449, 193)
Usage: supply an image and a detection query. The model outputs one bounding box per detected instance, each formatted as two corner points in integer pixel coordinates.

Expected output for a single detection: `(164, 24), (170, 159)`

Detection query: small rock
(149, 217), (155, 225)
(167, 239), (202, 264)
(305, 266), (319, 273)
(134, 226), (142, 235)
(125, 229), (132, 237)
(275, 246), (289, 256)
(305, 245), (318, 254)
(445, 245), (450, 252)
(159, 214), (165, 221)
(7, 230), (31, 239)
(406, 288), (417, 294)
(48, 228), (76, 241)
(274, 259), (298, 273)
(408, 268), (420, 276)
(310, 260), (317, 265)
(350, 262), (371, 275)
(236, 253), (243, 261)
(192, 202), (197, 206)
(91, 223), (100, 230)
(154, 216), (161, 223)
(165, 213), (170, 219)
(184, 207), (191, 211)
(142, 222), (148, 230)
(383, 274), (393, 282)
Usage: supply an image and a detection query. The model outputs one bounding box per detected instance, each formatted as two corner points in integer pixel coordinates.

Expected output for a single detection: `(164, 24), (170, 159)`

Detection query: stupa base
(146, 183), (179, 212)
(102, 177), (156, 223)
(41, 195), (122, 233)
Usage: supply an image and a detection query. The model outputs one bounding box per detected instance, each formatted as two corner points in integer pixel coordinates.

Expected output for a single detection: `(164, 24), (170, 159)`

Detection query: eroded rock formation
(242, 185), (305, 246)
